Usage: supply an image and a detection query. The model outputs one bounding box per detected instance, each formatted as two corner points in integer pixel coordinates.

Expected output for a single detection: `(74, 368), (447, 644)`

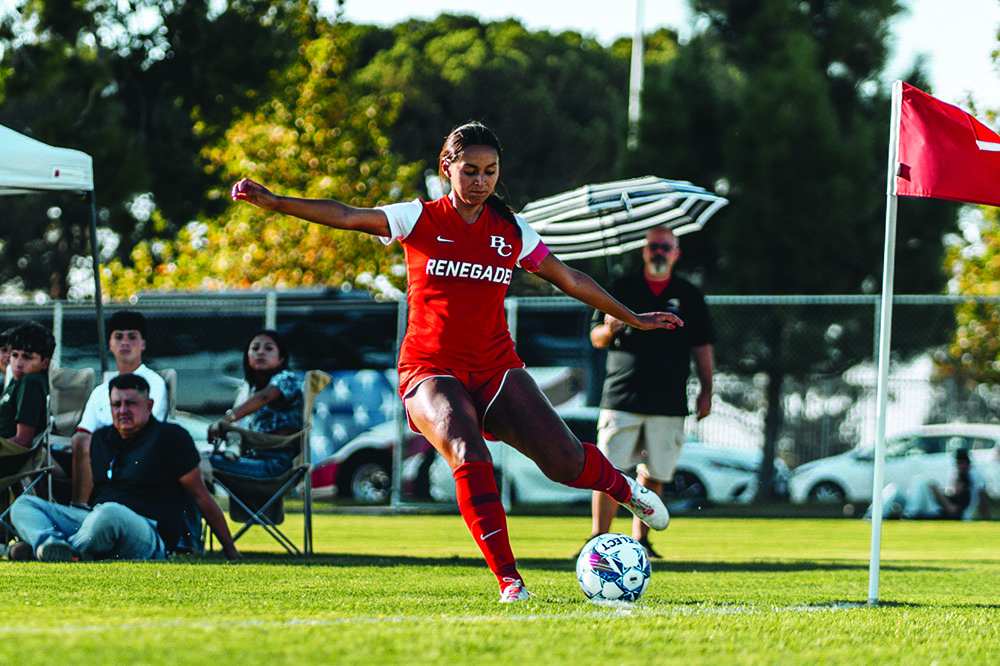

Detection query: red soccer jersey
(380, 197), (549, 371)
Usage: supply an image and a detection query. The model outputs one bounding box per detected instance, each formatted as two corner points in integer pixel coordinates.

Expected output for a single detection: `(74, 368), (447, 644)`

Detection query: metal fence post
(265, 291), (277, 330)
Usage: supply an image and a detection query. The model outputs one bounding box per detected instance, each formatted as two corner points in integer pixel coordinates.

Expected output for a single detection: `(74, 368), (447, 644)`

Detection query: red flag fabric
(896, 82), (1000, 207)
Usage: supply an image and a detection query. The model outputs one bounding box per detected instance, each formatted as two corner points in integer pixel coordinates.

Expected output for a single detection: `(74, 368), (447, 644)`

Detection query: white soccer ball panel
(579, 570), (604, 597)
(601, 581), (624, 600)
(622, 569), (645, 591)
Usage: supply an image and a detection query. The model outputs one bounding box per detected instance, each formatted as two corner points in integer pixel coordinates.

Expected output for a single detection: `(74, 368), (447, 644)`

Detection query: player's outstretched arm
(534, 254), (683, 331)
(231, 178), (391, 237)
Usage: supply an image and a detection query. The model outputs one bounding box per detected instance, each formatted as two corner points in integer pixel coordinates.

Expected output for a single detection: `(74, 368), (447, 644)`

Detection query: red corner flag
(896, 82), (1000, 207)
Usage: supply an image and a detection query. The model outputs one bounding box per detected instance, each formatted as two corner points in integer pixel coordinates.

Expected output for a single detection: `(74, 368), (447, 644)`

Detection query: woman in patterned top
(209, 329), (303, 478)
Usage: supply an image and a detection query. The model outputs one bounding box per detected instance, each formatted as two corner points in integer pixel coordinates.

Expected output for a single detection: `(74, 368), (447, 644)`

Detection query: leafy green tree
(354, 14), (634, 210)
(0, 0), (315, 298)
(105, 21), (422, 297)
(107, 14), (646, 296)
(625, 0), (961, 497)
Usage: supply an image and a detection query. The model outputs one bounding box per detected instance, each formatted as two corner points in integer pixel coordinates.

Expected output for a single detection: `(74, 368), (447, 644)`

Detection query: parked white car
(788, 423), (1000, 504)
(427, 407), (787, 508)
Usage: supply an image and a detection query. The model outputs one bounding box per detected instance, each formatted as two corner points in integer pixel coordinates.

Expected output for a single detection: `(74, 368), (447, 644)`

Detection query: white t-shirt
(77, 363), (168, 433)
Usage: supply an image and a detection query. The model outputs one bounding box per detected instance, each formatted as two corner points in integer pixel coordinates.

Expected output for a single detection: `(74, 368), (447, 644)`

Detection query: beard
(647, 256), (670, 277)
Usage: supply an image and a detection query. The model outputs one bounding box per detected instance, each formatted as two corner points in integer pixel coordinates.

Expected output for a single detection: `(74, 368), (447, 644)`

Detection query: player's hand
(231, 178), (279, 210)
(630, 311), (683, 330)
(695, 392), (712, 420)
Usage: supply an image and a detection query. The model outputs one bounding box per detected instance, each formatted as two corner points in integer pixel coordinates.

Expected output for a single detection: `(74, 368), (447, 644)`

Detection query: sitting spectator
(208, 329), (303, 478)
(882, 448), (986, 520)
(69, 310), (167, 508)
(0, 321), (55, 478)
(0, 327), (12, 390)
(8, 374), (240, 562)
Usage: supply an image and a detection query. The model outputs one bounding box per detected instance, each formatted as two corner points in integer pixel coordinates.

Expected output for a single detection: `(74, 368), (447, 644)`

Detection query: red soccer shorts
(397, 360), (525, 441)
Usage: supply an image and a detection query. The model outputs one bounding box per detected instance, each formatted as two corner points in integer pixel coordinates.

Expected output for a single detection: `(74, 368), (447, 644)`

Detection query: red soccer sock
(564, 442), (631, 503)
(453, 461), (520, 585)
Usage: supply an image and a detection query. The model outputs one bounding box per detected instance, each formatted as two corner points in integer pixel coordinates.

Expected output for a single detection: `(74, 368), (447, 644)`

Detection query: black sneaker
(8, 541), (36, 561)
(37, 540), (89, 563)
(638, 535), (662, 559)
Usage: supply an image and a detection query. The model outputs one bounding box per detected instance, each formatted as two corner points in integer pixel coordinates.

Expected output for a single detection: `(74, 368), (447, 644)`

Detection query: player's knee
(443, 437), (491, 468)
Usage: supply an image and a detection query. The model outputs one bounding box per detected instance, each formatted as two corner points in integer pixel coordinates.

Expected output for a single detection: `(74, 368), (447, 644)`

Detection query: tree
(104, 21), (422, 297)
(626, 0), (961, 498)
(0, 0), (315, 298)
(105, 14), (644, 297)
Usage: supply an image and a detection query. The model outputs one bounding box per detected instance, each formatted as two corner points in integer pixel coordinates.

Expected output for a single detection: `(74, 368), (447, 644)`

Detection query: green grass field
(3, 513), (999, 665)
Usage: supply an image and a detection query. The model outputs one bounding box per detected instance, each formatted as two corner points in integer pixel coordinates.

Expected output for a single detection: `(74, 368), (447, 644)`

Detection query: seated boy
(0, 327), (13, 390)
(0, 321), (55, 477)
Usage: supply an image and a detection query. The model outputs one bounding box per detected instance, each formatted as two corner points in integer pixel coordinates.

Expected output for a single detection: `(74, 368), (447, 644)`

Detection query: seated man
(881, 448), (986, 520)
(9, 374), (240, 562)
(0, 321), (55, 478)
(69, 310), (167, 507)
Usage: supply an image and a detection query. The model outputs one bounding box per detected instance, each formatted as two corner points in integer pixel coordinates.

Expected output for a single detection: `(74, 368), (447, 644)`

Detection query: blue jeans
(210, 449), (295, 479)
(10, 495), (167, 560)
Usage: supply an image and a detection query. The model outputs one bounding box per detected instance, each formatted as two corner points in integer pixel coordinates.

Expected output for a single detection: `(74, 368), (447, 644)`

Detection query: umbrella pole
(88, 191), (106, 373)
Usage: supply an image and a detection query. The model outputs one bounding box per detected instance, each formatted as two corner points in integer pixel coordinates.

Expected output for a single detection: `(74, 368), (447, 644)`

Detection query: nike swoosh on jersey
(436, 236), (455, 243)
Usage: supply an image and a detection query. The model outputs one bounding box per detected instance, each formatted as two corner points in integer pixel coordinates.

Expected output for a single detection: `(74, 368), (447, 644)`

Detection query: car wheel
(808, 481), (846, 504)
(341, 453), (392, 504)
(664, 471), (708, 510)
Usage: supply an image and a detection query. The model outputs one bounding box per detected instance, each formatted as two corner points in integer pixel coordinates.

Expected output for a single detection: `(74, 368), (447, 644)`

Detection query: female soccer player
(231, 122), (680, 602)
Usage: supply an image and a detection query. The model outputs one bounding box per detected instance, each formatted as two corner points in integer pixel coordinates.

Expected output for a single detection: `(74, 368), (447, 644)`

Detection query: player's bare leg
(486, 369), (668, 530)
(406, 377), (527, 601)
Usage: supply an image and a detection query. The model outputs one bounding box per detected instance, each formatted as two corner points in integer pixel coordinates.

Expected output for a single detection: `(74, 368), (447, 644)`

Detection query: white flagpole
(627, 0), (645, 150)
(868, 79), (903, 606)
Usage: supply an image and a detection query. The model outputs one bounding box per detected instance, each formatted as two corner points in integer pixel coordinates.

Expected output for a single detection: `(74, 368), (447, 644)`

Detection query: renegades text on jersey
(379, 196), (549, 371)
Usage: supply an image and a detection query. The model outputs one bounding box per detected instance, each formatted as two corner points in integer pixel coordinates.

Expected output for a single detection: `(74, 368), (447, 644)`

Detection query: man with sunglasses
(585, 226), (715, 558)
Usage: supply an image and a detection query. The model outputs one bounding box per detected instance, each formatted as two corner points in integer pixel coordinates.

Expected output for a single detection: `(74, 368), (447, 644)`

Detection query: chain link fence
(4, 292), (996, 506)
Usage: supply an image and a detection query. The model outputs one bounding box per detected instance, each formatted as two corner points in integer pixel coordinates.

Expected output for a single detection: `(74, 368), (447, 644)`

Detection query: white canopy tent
(0, 124), (106, 365)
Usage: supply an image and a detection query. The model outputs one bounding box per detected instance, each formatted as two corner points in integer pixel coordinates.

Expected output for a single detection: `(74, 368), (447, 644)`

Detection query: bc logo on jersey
(490, 235), (513, 257)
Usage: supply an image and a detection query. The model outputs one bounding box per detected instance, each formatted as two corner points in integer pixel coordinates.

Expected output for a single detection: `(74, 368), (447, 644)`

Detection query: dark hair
(0, 327), (12, 347)
(242, 329), (290, 390)
(8, 321), (56, 360)
(108, 373), (151, 398)
(107, 310), (147, 341)
(955, 448), (971, 464)
(438, 122), (519, 232)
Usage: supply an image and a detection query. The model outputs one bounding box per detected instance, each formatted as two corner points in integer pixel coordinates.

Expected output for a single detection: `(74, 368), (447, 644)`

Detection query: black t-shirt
(90, 418), (201, 550)
(0, 372), (48, 438)
(591, 272), (715, 416)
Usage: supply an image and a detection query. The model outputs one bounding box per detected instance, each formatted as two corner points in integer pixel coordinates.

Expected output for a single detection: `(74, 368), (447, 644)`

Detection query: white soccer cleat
(620, 475), (670, 531)
(498, 577), (533, 603)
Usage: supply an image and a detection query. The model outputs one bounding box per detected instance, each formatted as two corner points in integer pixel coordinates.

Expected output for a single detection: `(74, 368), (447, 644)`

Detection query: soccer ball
(575, 533), (651, 602)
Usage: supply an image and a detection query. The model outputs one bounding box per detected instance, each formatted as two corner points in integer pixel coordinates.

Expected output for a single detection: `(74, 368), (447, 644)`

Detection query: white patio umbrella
(519, 175), (728, 261)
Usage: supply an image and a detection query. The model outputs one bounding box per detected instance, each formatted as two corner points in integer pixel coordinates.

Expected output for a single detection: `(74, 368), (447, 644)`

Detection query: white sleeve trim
(376, 199), (424, 245)
(514, 213), (542, 263)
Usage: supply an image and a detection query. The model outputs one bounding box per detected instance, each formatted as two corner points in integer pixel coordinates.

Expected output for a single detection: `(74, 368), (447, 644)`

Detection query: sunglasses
(647, 242), (676, 252)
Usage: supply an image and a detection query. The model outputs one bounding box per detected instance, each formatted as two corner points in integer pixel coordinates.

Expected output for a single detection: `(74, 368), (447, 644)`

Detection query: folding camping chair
(209, 370), (331, 554)
(49, 367), (97, 441)
(0, 396), (56, 543)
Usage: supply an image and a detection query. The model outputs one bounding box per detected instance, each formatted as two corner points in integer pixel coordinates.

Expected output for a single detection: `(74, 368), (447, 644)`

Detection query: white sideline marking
(0, 602), (862, 635)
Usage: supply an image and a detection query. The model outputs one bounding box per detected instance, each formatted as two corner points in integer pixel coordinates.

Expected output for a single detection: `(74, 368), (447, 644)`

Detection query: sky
(327, 0), (1000, 110)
